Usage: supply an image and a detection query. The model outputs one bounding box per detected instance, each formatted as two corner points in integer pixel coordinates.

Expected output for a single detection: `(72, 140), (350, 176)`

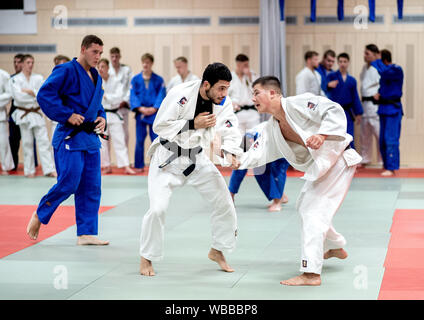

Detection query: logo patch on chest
(177, 97), (188, 107)
(225, 120), (233, 128)
(307, 101), (317, 111)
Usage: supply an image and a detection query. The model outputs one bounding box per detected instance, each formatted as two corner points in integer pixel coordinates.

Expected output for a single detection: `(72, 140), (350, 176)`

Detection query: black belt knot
(159, 138), (202, 176)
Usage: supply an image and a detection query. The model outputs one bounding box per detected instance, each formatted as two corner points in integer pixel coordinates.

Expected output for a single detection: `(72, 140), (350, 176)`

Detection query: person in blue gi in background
(229, 124), (290, 212)
(26, 35), (109, 246)
(130, 53), (166, 172)
(327, 53), (363, 148)
(371, 49), (404, 177)
(316, 49), (337, 97)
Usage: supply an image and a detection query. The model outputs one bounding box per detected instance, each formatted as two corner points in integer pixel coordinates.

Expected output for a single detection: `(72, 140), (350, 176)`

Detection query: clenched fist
(68, 113), (85, 126)
(306, 134), (327, 150)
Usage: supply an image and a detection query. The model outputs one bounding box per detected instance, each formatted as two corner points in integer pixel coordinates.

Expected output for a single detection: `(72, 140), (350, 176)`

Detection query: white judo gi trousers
(100, 122), (130, 168)
(19, 123), (55, 176)
(139, 145), (238, 261)
(360, 115), (381, 164)
(120, 107), (129, 147)
(297, 154), (356, 275)
(0, 121), (13, 172)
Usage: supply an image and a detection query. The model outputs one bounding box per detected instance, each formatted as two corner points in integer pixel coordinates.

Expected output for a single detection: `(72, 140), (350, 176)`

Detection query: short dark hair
(98, 58), (109, 66)
(304, 51), (319, 62)
(323, 49), (336, 59)
(365, 44), (379, 54)
(14, 53), (24, 61)
(141, 53), (154, 63)
(202, 62), (232, 87)
(252, 76), (282, 94)
(110, 47), (120, 55)
(174, 56), (188, 64)
(381, 49), (392, 63)
(22, 54), (34, 62)
(337, 52), (350, 61)
(81, 35), (103, 48)
(53, 54), (70, 65)
(235, 54), (249, 62)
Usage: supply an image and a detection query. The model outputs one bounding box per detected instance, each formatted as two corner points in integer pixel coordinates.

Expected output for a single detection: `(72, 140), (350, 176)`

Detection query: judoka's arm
(10, 78), (36, 105)
(36, 66), (76, 123)
(129, 78), (141, 111)
(351, 80), (364, 118)
(214, 96), (242, 158)
(238, 120), (282, 169)
(0, 73), (11, 106)
(314, 96), (348, 139)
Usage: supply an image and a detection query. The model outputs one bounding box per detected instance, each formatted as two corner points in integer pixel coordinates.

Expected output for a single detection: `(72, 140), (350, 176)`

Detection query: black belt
(341, 103), (356, 121)
(362, 96), (401, 105)
(64, 121), (109, 141)
(105, 108), (123, 120)
(235, 105), (256, 114)
(159, 138), (202, 176)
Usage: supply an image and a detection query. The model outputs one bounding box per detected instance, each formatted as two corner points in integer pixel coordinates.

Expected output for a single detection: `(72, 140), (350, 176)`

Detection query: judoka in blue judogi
(326, 53), (363, 148)
(130, 55), (166, 170)
(371, 50), (404, 175)
(26, 35), (109, 244)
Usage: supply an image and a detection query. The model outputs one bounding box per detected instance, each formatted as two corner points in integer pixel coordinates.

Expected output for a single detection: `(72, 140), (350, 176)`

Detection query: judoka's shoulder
(326, 71), (337, 80)
(0, 68), (10, 79)
(152, 72), (165, 82)
(32, 73), (44, 82)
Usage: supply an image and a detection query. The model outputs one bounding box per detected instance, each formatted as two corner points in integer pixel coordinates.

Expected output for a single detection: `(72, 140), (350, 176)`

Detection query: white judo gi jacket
(9, 72), (45, 129)
(0, 69), (11, 122)
(148, 80), (243, 167)
(102, 75), (126, 124)
(239, 93), (362, 180)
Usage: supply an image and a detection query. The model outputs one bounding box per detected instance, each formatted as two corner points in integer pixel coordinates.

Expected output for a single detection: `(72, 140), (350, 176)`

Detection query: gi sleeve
(351, 78), (363, 116)
(129, 76), (141, 111)
(238, 119), (282, 169)
(36, 65), (75, 123)
(214, 96), (243, 157)
(314, 96), (348, 139)
(0, 72), (11, 107)
(153, 79), (166, 109)
(9, 77), (36, 106)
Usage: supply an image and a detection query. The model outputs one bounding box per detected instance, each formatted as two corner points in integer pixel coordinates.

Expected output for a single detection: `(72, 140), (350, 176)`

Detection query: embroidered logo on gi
(65, 144), (70, 150)
(177, 97), (188, 107)
(253, 141), (259, 149)
(235, 229), (238, 237)
(307, 101), (317, 111)
(225, 120), (233, 128)
(302, 260), (308, 268)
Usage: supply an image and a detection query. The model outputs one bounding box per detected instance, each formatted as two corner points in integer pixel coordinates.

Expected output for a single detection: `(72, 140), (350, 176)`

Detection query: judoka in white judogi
(360, 64), (381, 164)
(239, 84), (361, 284)
(109, 64), (132, 146)
(0, 69), (14, 173)
(9, 72), (55, 176)
(166, 72), (199, 93)
(100, 73), (132, 170)
(295, 67), (325, 96)
(139, 76), (242, 274)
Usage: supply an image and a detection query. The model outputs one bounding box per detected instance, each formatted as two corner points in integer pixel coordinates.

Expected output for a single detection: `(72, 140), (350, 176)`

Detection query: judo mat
(0, 171), (423, 300)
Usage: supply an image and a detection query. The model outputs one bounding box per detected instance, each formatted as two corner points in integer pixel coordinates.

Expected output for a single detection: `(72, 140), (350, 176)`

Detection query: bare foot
(281, 193), (289, 204)
(26, 173), (35, 178)
(26, 211), (41, 240)
(208, 248), (234, 272)
(77, 235), (109, 246)
(102, 166), (112, 174)
(1, 171), (8, 176)
(268, 199), (282, 212)
(45, 172), (57, 178)
(324, 248), (348, 260)
(280, 273), (321, 286)
(140, 256), (155, 276)
(124, 166), (136, 175)
(381, 170), (394, 177)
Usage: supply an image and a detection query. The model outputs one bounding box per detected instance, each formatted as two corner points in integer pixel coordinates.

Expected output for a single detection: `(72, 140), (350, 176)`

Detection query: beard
(205, 89), (223, 105)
